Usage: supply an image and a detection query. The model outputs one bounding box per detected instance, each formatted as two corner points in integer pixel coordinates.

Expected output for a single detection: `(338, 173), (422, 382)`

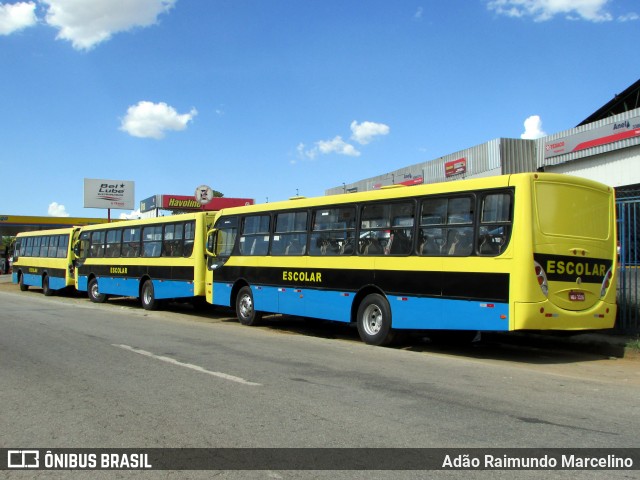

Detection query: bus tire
(88, 277), (107, 303)
(141, 280), (159, 311)
(236, 286), (262, 326)
(19, 273), (29, 291)
(42, 275), (53, 296)
(356, 293), (395, 346)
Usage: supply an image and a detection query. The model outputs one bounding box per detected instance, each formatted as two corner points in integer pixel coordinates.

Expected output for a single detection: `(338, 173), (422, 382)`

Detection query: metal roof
(578, 78), (640, 126)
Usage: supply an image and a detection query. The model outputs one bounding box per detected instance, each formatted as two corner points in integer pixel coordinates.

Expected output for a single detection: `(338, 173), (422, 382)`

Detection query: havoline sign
(84, 178), (135, 210)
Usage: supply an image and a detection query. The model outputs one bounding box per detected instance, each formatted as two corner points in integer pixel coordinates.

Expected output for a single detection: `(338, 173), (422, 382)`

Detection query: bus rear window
(535, 183), (610, 240)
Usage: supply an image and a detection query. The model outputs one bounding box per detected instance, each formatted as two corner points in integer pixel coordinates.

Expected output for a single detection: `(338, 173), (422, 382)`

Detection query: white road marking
(113, 344), (262, 386)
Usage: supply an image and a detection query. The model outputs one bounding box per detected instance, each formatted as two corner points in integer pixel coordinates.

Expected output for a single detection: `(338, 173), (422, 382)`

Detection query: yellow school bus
(12, 227), (79, 295)
(74, 212), (217, 309)
(205, 173), (617, 345)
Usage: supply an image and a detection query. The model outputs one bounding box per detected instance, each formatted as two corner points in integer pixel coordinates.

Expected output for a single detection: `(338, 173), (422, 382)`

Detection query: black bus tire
(19, 273), (28, 291)
(88, 277), (107, 303)
(141, 280), (159, 310)
(356, 293), (395, 346)
(236, 286), (262, 326)
(43, 275), (53, 296)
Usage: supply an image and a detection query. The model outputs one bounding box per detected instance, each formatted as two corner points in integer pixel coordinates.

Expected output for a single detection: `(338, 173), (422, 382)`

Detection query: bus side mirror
(73, 241), (80, 257)
(205, 229), (218, 258)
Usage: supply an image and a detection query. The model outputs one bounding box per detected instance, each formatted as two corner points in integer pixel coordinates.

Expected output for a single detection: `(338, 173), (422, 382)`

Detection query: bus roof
(214, 173), (612, 217)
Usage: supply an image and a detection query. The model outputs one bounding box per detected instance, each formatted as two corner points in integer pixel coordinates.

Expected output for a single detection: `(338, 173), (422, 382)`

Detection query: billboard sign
(445, 158), (466, 177)
(544, 115), (640, 159)
(84, 179), (135, 210)
(139, 195), (158, 213)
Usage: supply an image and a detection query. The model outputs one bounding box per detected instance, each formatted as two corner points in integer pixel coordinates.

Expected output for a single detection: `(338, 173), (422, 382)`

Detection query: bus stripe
(215, 266), (509, 302)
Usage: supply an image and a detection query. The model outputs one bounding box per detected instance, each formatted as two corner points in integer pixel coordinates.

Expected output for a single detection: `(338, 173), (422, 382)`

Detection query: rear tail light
(600, 267), (613, 298)
(534, 261), (548, 297)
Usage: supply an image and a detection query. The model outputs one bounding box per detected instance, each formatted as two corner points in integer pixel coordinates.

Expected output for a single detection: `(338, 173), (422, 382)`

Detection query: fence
(616, 196), (640, 333)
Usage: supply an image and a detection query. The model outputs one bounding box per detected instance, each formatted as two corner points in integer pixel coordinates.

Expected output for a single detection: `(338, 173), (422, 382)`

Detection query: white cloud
(487, 0), (613, 22)
(42, 0), (176, 50)
(297, 120), (390, 161)
(0, 2), (37, 35)
(350, 120), (390, 145)
(48, 201), (70, 217)
(120, 101), (197, 139)
(297, 137), (360, 160)
(413, 7), (424, 21)
(120, 209), (141, 220)
(317, 136), (361, 157)
(618, 12), (639, 22)
(521, 115), (547, 139)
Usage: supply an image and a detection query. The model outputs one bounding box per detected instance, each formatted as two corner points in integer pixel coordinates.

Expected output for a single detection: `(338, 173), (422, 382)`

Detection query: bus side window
(477, 192), (512, 256)
(163, 224), (184, 257)
(122, 227), (141, 257)
(419, 196), (473, 256)
(310, 206), (356, 256)
(38, 236), (48, 257)
(32, 237), (41, 258)
(90, 231), (106, 258)
(142, 226), (163, 257)
(273, 211), (307, 256)
(106, 229), (122, 258)
(47, 235), (58, 258)
(183, 221), (195, 257)
(359, 202), (414, 256)
(58, 235), (69, 258)
(239, 215), (270, 256)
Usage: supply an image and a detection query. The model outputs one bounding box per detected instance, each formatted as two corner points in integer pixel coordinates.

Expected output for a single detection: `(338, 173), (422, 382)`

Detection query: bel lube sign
(84, 178), (135, 210)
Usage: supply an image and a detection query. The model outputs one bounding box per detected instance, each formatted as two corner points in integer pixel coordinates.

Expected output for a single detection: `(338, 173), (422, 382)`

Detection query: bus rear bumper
(514, 300), (616, 330)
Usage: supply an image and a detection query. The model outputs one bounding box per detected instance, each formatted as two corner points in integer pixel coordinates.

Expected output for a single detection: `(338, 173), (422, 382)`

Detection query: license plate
(569, 291), (585, 301)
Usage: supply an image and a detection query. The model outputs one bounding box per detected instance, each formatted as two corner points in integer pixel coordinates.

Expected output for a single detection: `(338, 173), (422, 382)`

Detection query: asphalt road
(1, 285), (639, 479)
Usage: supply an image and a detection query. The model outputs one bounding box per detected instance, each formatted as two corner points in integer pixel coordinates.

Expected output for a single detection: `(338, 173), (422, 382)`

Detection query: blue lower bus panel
(79, 276), (194, 300)
(389, 296), (509, 331)
(212, 282), (509, 330)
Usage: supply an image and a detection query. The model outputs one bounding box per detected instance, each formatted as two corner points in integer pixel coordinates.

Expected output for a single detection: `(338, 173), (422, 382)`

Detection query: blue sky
(1, 0), (639, 218)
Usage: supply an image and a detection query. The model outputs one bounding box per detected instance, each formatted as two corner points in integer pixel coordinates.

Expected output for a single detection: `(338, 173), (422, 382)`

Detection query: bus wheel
(88, 278), (107, 303)
(141, 280), (159, 311)
(42, 275), (53, 296)
(357, 294), (395, 346)
(236, 286), (262, 326)
(19, 274), (29, 291)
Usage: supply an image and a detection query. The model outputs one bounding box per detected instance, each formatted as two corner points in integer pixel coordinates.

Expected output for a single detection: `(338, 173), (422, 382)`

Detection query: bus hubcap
(239, 295), (253, 318)
(362, 304), (383, 335)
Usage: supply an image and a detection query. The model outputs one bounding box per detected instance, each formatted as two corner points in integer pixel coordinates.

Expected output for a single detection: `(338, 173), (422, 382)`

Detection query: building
(327, 79), (640, 196)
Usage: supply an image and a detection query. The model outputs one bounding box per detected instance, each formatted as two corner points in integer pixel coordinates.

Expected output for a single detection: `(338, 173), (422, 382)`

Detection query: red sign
(445, 158), (466, 177)
(161, 195), (254, 211)
(399, 177), (424, 186)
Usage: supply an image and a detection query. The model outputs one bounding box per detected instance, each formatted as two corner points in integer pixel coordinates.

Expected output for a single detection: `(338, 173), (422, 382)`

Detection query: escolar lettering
(282, 270), (322, 283)
(546, 260), (606, 277)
